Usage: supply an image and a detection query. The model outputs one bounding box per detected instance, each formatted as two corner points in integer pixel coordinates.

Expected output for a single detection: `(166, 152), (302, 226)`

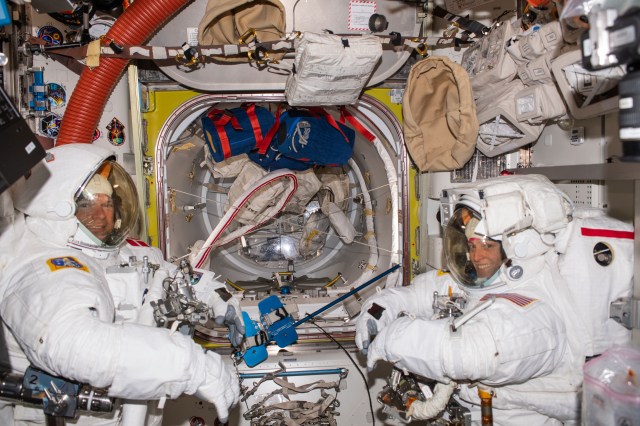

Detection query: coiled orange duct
(57, 0), (189, 145)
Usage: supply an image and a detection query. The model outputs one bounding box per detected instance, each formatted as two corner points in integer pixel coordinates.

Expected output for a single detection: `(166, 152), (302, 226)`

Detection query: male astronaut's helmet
(73, 158), (138, 248)
(443, 206), (506, 288)
(11, 144), (139, 251)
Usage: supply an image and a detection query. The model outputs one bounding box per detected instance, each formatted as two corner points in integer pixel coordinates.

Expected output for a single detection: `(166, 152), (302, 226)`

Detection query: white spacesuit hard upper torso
(0, 216), (190, 425)
(362, 264), (584, 425)
(0, 144), (240, 426)
(0, 219), (178, 425)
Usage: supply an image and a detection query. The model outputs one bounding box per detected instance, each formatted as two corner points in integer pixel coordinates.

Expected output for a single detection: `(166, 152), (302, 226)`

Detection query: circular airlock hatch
(149, 0), (420, 92)
(154, 93), (407, 291)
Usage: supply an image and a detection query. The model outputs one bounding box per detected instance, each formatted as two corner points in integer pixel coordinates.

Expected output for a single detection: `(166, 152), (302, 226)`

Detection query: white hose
(349, 115), (401, 287)
(347, 158), (379, 288)
(407, 382), (456, 420)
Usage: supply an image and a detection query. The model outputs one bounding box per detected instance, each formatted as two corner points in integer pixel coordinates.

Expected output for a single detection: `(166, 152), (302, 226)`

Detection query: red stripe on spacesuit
(126, 239), (149, 247)
(580, 228), (634, 240)
(481, 293), (538, 307)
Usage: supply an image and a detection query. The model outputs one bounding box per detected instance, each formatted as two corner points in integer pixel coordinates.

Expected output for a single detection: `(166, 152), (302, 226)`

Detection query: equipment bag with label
(250, 108), (356, 171)
(201, 104), (275, 163)
(285, 32), (383, 106)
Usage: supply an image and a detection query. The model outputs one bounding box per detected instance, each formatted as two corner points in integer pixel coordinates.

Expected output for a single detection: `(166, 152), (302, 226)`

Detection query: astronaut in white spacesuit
(0, 143), (241, 425)
(356, 175), (589, 425)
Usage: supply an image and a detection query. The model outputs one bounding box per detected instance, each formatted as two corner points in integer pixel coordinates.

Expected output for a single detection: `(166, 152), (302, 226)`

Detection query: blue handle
(293, 264), (401, 328)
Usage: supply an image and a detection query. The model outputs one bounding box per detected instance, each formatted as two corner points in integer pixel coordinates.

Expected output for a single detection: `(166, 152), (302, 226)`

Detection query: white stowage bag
(282, 169), (322, 215)
(317, 172), (356, 243)
(285, 32), (383, 106)
(321, 201), (355, 244)
(224, 161), (273, 225)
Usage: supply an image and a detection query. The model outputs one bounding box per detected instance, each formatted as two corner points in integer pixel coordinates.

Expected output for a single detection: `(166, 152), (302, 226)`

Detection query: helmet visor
(74, 159), (139, 248)
(443, 207), (504, 288)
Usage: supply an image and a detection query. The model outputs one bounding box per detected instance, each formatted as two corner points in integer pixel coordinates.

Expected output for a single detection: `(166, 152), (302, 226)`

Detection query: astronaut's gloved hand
(195, 351), (240, 423)
(210, 288), (245, 347)
(365, 316), (400, 371)
(355, 293), (395, 355)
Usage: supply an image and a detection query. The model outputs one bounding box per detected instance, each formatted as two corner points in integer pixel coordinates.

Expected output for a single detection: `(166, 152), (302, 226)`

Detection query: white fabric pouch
(285, 32), (383, 106)
(515, 83), (567, 124)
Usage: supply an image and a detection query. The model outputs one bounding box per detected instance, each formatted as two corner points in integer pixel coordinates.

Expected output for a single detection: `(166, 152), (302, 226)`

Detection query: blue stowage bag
(201, 105), (275, 162)
(249, 108), (356, 171)
(249, 146), (312, 172)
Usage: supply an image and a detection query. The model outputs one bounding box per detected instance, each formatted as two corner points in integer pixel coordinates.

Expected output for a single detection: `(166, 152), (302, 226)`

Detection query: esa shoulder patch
(46, 256), (90, 273)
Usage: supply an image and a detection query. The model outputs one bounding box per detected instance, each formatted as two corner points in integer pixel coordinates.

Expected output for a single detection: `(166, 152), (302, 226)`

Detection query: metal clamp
(413, 39), (428, 56)
(175, 43), (200, 67)
(238, 28), (257, 45)
(610, 297), (640, 330)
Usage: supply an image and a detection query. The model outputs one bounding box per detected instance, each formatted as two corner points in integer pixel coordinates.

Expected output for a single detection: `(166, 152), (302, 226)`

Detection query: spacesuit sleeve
(368, 297), (568, 386)
(0, 259), (209, 400)
(364, 270), (452, 319)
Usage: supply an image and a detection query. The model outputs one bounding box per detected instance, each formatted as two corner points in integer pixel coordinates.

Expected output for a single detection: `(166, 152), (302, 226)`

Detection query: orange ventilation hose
(57, 0), (189, 145)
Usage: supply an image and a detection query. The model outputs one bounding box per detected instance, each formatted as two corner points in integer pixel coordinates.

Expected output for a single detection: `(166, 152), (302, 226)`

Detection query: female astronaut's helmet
(443, 206), (506, 288)
(11, 144), (139, 252)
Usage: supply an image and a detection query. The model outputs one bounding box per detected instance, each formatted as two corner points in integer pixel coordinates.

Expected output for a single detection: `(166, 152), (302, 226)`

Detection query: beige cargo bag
(198, 0), (286, 63)
(402, 56), (479, 172)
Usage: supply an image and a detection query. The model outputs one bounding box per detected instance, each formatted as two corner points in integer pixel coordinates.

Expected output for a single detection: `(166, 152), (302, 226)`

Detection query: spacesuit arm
(0, 266), (236, 403)
(355, 270), (455, 352)
(366, 299), (567, 385)
(363, 271), (453, 321)
(191, 268), (245, 346)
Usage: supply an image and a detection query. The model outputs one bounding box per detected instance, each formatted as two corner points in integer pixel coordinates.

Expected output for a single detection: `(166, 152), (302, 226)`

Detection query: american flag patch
(126, 238), (149, 247)
(481, 293), (538, 307)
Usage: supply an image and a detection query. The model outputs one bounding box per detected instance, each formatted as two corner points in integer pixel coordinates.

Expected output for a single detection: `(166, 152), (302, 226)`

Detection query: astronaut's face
(467, 237), (503, 279)
(76, 193), (116, 242)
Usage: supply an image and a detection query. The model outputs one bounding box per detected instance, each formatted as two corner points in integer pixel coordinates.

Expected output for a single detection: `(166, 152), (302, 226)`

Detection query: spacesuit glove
(365, 316), (412, 371)
(194, 351), (240, 423)
(355, 296), (395, 355)
(209, 289), (245, 347)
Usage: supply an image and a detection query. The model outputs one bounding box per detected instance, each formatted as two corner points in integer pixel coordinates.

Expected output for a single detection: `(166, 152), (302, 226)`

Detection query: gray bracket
(610, 297), (640, 330)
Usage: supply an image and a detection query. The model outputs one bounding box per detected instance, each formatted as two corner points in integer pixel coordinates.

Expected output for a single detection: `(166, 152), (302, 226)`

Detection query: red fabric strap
(258, 105), (282, 154)
(340, 107), (375, 143)
(215, 122), (232, 159)
(245, 104), (264, 148)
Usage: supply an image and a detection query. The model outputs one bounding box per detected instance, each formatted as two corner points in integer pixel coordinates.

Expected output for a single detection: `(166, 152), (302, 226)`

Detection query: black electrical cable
(309, 319), (376, 426)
